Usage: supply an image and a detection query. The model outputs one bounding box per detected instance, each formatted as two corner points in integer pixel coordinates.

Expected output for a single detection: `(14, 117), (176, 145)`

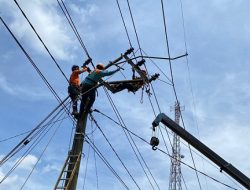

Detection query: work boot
(72, 107), (79, 116)
(73, 113), (79, 119)
(72, 111), (79, 120)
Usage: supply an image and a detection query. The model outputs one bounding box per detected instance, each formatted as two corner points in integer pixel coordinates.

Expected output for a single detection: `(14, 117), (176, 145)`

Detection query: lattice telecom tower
(169, 101), (183, 190)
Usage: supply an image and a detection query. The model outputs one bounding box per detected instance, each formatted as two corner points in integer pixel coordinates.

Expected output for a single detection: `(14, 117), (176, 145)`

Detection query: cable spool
(150, 136), (159, 150)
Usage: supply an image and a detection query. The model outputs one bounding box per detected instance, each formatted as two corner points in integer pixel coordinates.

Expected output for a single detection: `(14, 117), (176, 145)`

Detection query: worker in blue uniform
(80, 63), (120, 113)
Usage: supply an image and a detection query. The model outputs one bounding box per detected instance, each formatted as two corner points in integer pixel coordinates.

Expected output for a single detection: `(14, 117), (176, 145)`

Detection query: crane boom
(152, 113), (250, 189)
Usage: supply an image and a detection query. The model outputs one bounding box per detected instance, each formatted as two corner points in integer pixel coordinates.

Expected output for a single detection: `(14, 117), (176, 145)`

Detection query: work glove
(82, 66), (91, 72)
(86, 67), (91, 72)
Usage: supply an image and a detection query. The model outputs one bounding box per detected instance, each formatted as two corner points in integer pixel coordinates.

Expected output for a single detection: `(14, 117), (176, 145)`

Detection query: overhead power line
(57, 0), (95, 68)
(95, 110), (239, 190)
(0, 101), (69, 184)
(0, 116), (68, 144)
(0, 96), (69, 166)
(115, 0), (133, 48)
(102, 88), (161, 190)
(126, 0), (143, 56)
(85, 136), (130, 190)
(90, 113), (142, 190)
(13, 0), (69, 83)
(0, 16), (75, 127)
(0, 16), (63, 104)
(159, 0), (203, 189)
(20, 111), (66, 190)
(91, 131), (100, 190)
(82, 140), (91, 190)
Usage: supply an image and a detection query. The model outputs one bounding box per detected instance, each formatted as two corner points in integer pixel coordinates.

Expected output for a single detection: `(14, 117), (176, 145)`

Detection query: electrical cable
(0, 96), (69, 166)
(115, 0), (133, 48)
(0, 103), (68, 184)
(90, 113), (142, 190)
(159, 0), (203, 188)
(93, 112), (239, 190)
(141, 49), (172, 84)
(125, 0), (143, 57)
(0, 17), (73, 123)
(85, 136), (130, 190)
(181, 174), (189, 190)
(94, 107), (169, 190)
(0, 116), (69, 144)
(0, 130), (31, 143)
(19, 111), (66, 189)
(13, 0), (69, 83)
(82, 140), (91, 190)
(57, 1), (87, 55)
(115, 0), (140, 80)
(101, 89), (161, 190)
(91, 131), (99, 190)
(0, 17), (61, 103)
(177, 0), (209, 188)
(57, 0), (88, 55)
(57, 0), (95, 68)
(113, 2), (175, 177)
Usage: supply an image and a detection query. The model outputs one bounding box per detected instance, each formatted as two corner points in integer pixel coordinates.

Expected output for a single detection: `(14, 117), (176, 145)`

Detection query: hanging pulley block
(150, 136), (159, 150)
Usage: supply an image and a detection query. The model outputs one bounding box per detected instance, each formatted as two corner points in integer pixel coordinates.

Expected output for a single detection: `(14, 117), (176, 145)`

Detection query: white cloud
(0, 154), (37, 189)
(69, 3), (99, 17)
(0, 0), (75, 61)
(41, 163), (60, 173)
(17, 154), (38, 170)
(0, 74), (52, 100)
(1, 0), (250, 189)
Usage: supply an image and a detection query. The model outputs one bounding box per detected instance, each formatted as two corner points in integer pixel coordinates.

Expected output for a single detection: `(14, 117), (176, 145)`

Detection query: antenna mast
(169, 101), (183, 190)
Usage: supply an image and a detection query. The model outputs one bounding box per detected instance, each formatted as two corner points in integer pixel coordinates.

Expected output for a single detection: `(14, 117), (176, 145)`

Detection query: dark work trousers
(68, 85), (80, 112)
(111, 83), (143, 93)
(80, 83), (96, 113)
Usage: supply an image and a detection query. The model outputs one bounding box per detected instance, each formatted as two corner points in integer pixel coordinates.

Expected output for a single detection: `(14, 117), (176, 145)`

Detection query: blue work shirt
(83, 69), (118, 85)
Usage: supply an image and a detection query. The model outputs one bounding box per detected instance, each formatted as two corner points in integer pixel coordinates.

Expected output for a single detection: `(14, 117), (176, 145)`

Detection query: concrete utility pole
(169, 102), (183, 190)
(54, 111), (89, 190)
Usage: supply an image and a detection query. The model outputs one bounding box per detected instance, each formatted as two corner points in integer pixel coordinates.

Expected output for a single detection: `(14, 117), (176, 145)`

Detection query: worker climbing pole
(54, 48), (136, 190)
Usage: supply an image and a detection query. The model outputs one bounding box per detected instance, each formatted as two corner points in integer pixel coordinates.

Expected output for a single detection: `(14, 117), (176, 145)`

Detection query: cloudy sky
(1, 0), (250, 190)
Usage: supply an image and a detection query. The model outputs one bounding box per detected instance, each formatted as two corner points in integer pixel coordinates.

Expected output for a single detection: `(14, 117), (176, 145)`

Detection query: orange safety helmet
(96, 63), (105, 70)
